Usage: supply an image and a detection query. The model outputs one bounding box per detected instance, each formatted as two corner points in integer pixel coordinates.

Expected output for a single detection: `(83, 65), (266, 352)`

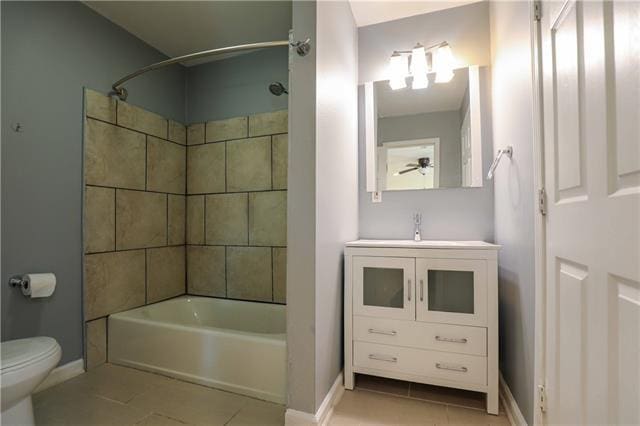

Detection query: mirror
(365, 66), (486, 192)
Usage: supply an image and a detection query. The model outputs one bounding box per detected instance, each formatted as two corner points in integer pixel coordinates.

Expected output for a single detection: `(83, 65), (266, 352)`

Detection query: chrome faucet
(413, 213), (422, 241)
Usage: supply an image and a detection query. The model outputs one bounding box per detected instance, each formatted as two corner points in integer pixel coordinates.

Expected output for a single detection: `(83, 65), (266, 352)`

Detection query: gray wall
(314, 0), (359, 410)
(287, 0), (358, 415)
(357, 2), (494, 242)
(358, 2), (491, 84)
(287, 0), (318, 414)
(490, 2), (536, 423)
(1, 1), (186, 364)
(186, 48), (289, 124)
(378, 110), (462, 188)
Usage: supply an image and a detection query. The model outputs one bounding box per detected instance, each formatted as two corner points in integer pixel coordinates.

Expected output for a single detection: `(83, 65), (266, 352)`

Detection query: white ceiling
(375, 68), (469, 118)
(85, 1), (292, 66)
(348, 0), (483, 27)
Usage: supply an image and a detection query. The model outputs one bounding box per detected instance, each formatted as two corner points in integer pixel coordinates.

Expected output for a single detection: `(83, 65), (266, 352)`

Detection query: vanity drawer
(353, 316), (486, 356)
(354, 341), (487, 386)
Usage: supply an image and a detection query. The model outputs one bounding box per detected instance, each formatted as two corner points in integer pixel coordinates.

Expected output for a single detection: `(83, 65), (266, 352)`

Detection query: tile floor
(34, 366), (510, 425)
(33, 364), (284, 425)
(327, 375), (511, 425)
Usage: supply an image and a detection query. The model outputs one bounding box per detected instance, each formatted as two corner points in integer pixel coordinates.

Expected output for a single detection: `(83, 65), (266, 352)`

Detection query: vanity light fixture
(389, 51), (408, 90)
(410, 44), (429, 89)
(434, 42), (455, 83)
(388, 41), (454, 90)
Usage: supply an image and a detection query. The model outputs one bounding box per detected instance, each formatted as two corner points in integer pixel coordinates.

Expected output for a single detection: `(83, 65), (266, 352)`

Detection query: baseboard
(499, 372), (527, 426)
(285, 371), (345, 425)
(34, 358), (85, 393)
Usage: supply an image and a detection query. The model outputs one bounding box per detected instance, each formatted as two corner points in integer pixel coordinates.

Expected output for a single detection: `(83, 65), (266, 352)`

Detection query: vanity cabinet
(344, 240), (499, 415)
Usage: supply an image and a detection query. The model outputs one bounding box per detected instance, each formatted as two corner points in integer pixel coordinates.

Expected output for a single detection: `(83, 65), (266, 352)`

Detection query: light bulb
(412, 74), (429, 90)
(410, 44), (428, 90)
(388, 52), (408, 90)
(435, 43), (455, 83)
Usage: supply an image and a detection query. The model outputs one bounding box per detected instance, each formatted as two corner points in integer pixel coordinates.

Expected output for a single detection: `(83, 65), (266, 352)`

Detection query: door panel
(541, 1), (640, 424)
(353, 256), (416, 320)
(416, 258), (487, 326)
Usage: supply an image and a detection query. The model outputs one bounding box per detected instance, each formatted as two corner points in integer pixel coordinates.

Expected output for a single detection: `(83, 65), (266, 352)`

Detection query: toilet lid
(1, 337), (59, 371)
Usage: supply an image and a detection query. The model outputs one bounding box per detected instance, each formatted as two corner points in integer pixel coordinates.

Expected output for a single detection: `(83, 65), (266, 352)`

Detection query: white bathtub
(108, 296), (286, 403)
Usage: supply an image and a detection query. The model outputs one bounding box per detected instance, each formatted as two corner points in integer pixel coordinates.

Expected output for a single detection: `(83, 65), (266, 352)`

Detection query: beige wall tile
(248, 110), (288, 137)
(168, 195), (185, 245)
(86, 318), (107, 370)
(206, 117), (248, 143)
(186, 195), (204, 244)
(272, 134), (288, 190)
(116, 190), (167, 250)
(85, 89), (116, 123)
(226, 137), (271, 192)
(147, 136), (186, 194)
(249, 191), (287, 246)
(187, 123), (205, 145)
(168, 120), (186, 145)
(147, 246), (185, 303)
(187, 246), (225, 297)
(205, 193), (248, 245)
(84, 250), (145, 320)
(187, 144), (225, 194)
(227, 247), (272, 302)
(272, 248), (286, 304)
(117, 101), (167, 139)
(85, 119), (146, 189)
(85, 186), (115, 253)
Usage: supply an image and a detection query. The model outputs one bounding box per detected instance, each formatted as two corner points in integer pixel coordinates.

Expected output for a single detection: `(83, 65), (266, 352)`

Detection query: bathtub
(108, 296), (286, 403)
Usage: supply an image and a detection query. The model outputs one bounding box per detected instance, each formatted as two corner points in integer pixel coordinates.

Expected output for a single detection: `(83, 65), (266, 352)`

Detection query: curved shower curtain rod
(112, 38), (311, 101)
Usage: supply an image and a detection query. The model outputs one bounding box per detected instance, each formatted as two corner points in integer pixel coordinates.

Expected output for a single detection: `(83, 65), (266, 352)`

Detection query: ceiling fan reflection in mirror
(393, 157), (434, 176)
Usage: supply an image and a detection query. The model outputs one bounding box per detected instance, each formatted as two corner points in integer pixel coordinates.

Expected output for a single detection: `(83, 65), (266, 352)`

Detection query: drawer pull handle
(420, 279), (424, 301)
(436, 363), (468, 372)
(369, 354), (398, 363)
(407, 279), (412, 301)
(435, 336), (468, 344)
(368, 328), (397, 336)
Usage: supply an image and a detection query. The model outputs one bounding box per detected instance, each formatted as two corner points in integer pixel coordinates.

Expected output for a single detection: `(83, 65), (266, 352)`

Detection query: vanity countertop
(345, 239), (500, 250)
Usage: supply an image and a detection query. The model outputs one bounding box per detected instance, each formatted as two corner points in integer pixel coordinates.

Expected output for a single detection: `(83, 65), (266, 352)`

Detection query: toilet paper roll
(21, 273), (56, 298)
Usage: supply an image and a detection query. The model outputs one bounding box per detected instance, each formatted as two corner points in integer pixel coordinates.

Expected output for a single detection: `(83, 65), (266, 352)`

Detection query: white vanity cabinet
(344, 240), (500, 415)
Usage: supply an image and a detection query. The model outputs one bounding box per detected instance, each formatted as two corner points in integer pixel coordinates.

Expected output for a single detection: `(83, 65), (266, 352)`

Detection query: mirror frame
(365, 65), (485, 192)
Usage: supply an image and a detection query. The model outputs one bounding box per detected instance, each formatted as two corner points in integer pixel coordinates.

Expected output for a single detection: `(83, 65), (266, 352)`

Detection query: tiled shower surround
(82, 89), (287, 369)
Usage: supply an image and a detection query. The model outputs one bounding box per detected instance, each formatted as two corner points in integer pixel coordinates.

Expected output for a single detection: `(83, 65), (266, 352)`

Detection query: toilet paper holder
(8, 275), (29, 292)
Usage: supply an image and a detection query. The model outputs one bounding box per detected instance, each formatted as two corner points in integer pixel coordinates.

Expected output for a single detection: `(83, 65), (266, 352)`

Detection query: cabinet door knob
(435, 336), (468, 344)
(436, 363), (468, 372)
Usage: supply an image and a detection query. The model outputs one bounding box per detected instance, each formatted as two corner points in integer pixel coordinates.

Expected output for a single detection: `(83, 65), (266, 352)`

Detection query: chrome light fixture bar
(388, 41), (454, 90)
(112, 39), (311, 101)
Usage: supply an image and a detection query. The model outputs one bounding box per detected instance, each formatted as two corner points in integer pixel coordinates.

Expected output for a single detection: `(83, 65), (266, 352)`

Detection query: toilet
(1, 337), (61, 425)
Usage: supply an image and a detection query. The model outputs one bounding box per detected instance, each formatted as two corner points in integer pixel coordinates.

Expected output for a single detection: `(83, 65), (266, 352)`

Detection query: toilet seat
(1, 337), (60, 374)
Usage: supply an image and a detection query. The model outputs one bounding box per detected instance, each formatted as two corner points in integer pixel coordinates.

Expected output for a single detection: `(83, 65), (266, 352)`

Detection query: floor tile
(128, 376), (250, 425)
(135, 413), (188, 425)
(226, 399), (285, 425)
(446, 405), (510, 425)
(34, 391), (149, 425)
(356, 374), (410, 397)
(409, 382), (485, 410)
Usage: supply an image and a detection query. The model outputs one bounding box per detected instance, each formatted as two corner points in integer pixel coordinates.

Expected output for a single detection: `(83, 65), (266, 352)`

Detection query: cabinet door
(416, 258), (487, 326)
(353, 256), (415, 321)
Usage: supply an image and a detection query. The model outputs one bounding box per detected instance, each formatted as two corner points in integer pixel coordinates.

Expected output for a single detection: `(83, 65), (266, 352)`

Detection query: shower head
(269, 82), (288, 96)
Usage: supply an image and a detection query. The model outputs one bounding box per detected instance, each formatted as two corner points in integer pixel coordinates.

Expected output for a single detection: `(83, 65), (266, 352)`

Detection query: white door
(540, 1), (640, 424)
(415, 258), (487, 327)
(461, 107), (472, 186)
(352, 256), (416, 321)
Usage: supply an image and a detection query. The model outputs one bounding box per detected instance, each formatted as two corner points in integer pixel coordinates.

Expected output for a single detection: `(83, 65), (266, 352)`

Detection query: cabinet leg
(344, 370), (355, 390)
(486, 388), (499, 415)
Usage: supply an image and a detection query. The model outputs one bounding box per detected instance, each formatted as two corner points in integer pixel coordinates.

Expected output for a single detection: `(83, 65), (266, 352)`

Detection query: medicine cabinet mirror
(364, 66), (488, 192)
